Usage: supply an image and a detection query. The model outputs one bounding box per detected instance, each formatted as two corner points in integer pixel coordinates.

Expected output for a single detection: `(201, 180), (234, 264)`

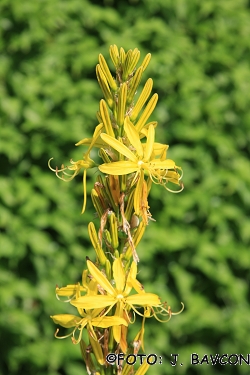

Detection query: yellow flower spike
(109, 44), (119, 67)
(98, 54), (118, 91)
(126, 66), (143, 105)
(51, 48), (185, 373)
(135, 93), (158, 133)
(88, 222), (107, 266)
(117, 83), (128, 127)
(141, 53), (151, 71)
(130, 78), (153, 122)
(96, 64), (114, 109)
(99, 99), (115, 138)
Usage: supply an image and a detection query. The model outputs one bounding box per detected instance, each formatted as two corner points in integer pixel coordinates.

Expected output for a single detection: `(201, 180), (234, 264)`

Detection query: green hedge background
(1, 0), (250, 374)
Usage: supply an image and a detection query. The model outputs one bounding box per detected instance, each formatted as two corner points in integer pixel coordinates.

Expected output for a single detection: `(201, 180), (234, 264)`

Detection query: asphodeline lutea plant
(49, 45), (184, 375)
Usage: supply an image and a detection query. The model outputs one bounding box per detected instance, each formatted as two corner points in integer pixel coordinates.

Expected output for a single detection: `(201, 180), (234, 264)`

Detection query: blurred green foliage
(1, 0), (250, 374)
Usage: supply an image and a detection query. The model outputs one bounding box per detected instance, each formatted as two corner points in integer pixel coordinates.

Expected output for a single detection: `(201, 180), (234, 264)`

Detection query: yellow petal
(113, 258), (125, 292)
(92, 316), (128, 328)
(143, 124), (155, 162)
(71, 295), (116, 310)
(75, 138), (105, 149)
(56, 284), (85, 297)
(134, 171), (144, 215)
(87, 260), (115, 296)
(86, 123), (104, 155)
(99, 161), (139, 175)
(124, 261), (137, 295)
(151, 142), (169, 160)
(148, 159), (176, 169)
(124, 117), (143, 158)
(126, 293), (161, 306)
(101, 133), (137, 162)
(50, 314), (82, 328)
(113, 303), (123, 343)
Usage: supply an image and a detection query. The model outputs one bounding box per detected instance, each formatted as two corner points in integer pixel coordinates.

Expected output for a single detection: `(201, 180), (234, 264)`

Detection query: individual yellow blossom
(51, 308), (128, 346)
(98, 116), (183, 217)
(48, 123), (103, 213)
(51, 270), (128, 347)
(71, 258), (161, 343)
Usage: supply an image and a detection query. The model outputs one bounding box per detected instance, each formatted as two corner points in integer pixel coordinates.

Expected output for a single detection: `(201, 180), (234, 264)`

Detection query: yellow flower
(51, 270), (128, 353)
(48, 123), (103, 213)
(71, 258), (161, 343)
(51, 308), (128, 347)
(48, 155), (96, 213)
(98, 116), (183, 217)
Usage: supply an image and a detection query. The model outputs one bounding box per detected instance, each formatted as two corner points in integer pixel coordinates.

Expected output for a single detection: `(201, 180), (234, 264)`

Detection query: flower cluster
(50, 45), (184, 375)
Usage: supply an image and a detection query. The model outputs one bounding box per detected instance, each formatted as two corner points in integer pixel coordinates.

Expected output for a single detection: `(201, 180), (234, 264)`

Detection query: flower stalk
(50, 45), (184, 374)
